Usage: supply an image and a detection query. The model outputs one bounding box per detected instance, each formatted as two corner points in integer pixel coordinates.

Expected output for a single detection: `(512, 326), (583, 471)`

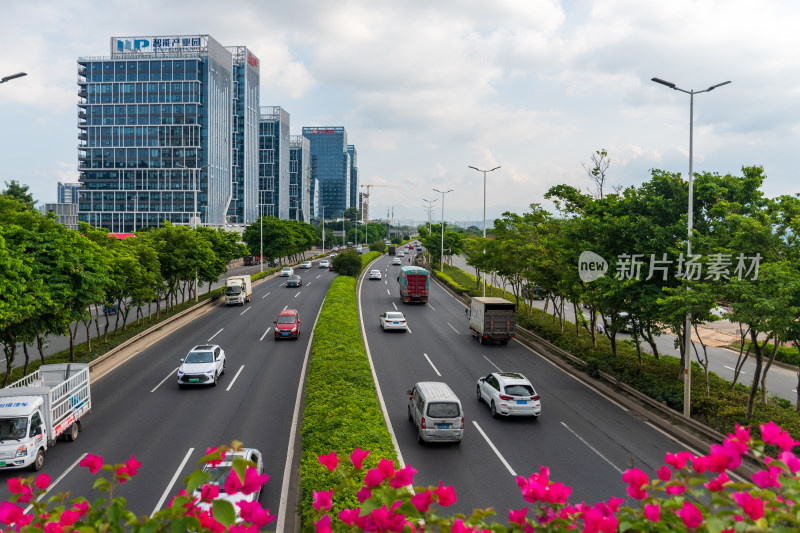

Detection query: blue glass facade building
(57, 182), (81, 204)
(347, 145), (358, 210)
(258, 106), (290, 219)
(301, 127), (350, 219)
(77, 35), (259, 231)
(289, 135), (310, 222)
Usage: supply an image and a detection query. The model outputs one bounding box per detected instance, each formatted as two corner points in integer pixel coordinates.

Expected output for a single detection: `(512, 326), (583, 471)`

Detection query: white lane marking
(385, 280), (388, 285)
(427, 303), (436, 311)
(447, 322), (460, 335)
(724, 365), (744, 374)
(392, 302), (398, 310)
(260, 327), (272, 341)
(283, 305), (288, 311)
(208, 328), (223, 341)
(423, 353), (440, 376)
(561, 422), (622, 474)
(387, 289), (390, 295)
(276, 291), (329, 532)
(406, 325), (413, 334)
(226, 365), (244, 391)
(473, 421), (517, 476)
(483, 355), (502, 372)
(152, 367), (180, 392)
(306, 282), (312, 286)
(316, 274), (321, 278)
(151, 448), (194, 517)
(240, 307), (251, 315)
(261, 291), (271, 299)
(25, 453), (87, 513)
(294, 291), (301, 298)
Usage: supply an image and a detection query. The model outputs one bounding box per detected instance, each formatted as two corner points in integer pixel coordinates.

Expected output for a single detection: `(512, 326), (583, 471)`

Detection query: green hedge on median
(299, 275), (396, 524)
(361, 251), (381, 271)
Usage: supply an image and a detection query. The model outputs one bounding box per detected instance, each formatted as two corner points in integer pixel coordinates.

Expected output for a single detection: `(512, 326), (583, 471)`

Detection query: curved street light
(432, 188), (453, 273)
(468, 165), (501, 296)
(0, 72), (27, 84)
(651, 77), (731, 418)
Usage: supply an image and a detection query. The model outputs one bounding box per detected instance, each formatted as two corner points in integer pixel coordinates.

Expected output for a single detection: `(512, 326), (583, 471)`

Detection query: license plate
(436, 424), (450, 429)
(189, 379), (199, 383)
(393, 322), (399, 325)
(0, 461), (6, 466)
(516, 400), (527, 405)
(282, 333), (289, 336)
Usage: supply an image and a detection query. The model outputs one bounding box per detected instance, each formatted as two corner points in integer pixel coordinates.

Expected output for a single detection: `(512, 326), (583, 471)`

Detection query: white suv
(177, 345), (226, 387)
(477, 372), (541, 418)
(280, 266), (294, 277)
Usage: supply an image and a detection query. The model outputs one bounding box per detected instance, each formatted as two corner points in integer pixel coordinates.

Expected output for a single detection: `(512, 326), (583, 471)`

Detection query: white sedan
(300, 261), (312, 269)
(379, 311), (408, 331)
(397, 251), (405, 257)
(195, 448), (265, 523)
(368, 269), (382, 280)
(477, 372), (541, 418)
(177, 344), (226, 387)
(280, 266), (294, 277)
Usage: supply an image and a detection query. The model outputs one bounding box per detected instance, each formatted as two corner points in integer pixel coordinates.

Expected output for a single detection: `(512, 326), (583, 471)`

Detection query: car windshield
(371, 270), (380, 274)
(505, 384), (535, 396)
(0, 417), (28, 440)
(277, 315), (296, 324)
(185, 351), (213, 364)
(225, 286), (241, 295)
(386, 313), (404, 320)
(427, 402), (460, 418)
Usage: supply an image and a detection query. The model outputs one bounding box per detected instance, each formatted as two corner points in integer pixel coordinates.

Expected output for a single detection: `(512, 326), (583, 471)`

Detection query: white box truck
(467, 297), (516, 345)
(0, 363), (91, 471)
(224, 275), (252, 305)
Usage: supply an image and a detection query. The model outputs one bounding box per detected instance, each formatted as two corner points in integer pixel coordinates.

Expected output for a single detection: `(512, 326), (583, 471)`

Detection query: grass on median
(299, 275), (396, 524)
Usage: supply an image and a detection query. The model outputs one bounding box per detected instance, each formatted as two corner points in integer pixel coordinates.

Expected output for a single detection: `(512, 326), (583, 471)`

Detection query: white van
(407, 381), (464, 444)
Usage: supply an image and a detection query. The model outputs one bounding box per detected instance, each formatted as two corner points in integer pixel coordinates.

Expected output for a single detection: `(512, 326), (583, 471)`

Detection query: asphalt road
(0, 261), (336, 529)
(449, 254), (800, 403)
(359, 250), (699, 518)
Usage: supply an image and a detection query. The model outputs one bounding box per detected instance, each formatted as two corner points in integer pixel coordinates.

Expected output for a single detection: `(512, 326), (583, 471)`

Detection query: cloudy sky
(1, 0), (797, 225)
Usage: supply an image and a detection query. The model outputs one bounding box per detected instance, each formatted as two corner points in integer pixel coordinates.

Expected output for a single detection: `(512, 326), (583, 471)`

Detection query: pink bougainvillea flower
(200, 483), (220, 502)
(34, 473), (51, 490)
(6, 478), (24, 494)
(665, 483), (686, 495)
(708, 442), (742, 472)
(314, 513), (331, 533)
(607, 497), (623, 513)
(236, 500), (275, 527)
(581, 504), (618, 533)
(621, 468), (649, 500)
(644, 504), (660, 522)
(318, 452), (338, 472)
(125, 456), (142, 477)
(313, 490), (333, 512)
(241, 467), (269, 495)
(705, 472), (729, 492)
(390, 465), (417, 488)
(434, 481), (456, 506)
(356, 486), (371, 503)
(44, 522), (63, 533)
(411, 490), (434, 513)
(6, 479), (32, 503)
(760, 421), (799, 451)
(350, 448), (369, 470)
(509, 508), (528, 524)
(338, 508), (360, 526)
(378, 458), (396, 480)
(733, 492), (765, 521)
(665, 451), (693, 470)
(59, 510), (81, 527)
(779, 451), (800, 472)
(364, 467), (385, 488)
(71, 500), (89, 518)
(751, 466), (781, 489)
(656, 466), (671, 481)
(204, 447), (226, 468)
(197, 510), (225, 533)
(0, 502), (24, 526)
(676, 501), (703, 529)
(79, 453), (104, 474)
(691, 455), (709, 474)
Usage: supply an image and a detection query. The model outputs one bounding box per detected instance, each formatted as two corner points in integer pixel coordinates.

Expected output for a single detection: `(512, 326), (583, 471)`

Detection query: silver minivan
(407, 381), (464, 444)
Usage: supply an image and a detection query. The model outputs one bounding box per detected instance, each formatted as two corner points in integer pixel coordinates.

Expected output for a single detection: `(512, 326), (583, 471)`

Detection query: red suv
(274, 309), (301, 340)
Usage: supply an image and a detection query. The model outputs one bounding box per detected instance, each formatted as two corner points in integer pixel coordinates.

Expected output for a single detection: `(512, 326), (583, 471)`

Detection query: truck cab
(0, 397), (47, 471)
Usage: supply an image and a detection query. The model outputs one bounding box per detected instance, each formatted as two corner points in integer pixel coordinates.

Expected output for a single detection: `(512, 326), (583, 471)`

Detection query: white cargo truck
(0, 363), (91, 471)
(224, 275), (252, 306)
(467, 297), (517, 345)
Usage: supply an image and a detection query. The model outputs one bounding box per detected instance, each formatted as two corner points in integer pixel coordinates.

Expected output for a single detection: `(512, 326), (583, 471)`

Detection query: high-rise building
(347, 145), (358, 210)
(301, 127), (350, 218)
(258, 106), (290, 219)
(77, 35), (259, 232)
(40, 203), (80, 231)
(289, 135), (310, 222)
(57, 182), (81, 204)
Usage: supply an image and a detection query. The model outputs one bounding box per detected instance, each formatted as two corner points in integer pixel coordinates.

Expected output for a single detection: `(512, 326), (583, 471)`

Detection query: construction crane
(359, 184), (392, 243)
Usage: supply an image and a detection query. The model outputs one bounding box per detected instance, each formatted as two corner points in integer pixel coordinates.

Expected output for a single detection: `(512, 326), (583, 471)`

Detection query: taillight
(460, 417), (464, 428)
(499, 395), (513, 401)
(532, 395), (540, 401)
(420, 417), (426, 429)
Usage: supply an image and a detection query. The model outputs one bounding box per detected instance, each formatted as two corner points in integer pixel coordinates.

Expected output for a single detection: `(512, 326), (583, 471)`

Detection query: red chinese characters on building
(247, 52), (259, 68)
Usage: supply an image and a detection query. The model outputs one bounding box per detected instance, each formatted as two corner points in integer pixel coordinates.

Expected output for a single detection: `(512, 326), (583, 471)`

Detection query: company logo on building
(579, 251), (608, 282)
(309, 129), (336, 134)
(117, 39), (151, 53)
(112, 35), (206, 56)
(247, 52), (259, 68)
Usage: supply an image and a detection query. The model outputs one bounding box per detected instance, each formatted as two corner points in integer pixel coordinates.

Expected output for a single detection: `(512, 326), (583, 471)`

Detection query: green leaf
(211, 499), (236, 527)
(185, 470), (210, 493)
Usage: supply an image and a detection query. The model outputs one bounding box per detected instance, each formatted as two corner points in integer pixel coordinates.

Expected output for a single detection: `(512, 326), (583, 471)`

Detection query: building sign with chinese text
(111, 35), (208, 56)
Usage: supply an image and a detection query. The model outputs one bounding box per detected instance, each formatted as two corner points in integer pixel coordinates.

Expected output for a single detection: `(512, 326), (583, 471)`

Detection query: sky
(1, 0), (798, 226)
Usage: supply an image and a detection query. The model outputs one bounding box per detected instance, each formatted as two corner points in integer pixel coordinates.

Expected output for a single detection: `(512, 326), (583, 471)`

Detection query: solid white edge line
(151, 447), (194, 517)
(276, 290), (329, 532)
(152, 367), (180, 392)
(422, 353), (441, 376)
(259, 327), (272, 341)
(240, 307), (251, 315)
(357, 256), (408, 471)
(561, 422), (623, 474)
(482, 355), (502, 372)
(207, 328), (223, 341)
(473, 421), (517, 476)
(447, 322), (460, 335)
(226, 365), (245, 391)
(25, 452), (88, 514)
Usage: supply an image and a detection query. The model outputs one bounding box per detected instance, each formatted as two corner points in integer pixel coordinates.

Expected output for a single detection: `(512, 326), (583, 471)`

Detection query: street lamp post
(422, 198), (437, 236)
(0, 72), (27, 84)
(468, 165), (501, 296)
(321, 206), (326, 255)
(259, 197), (263, 273)
(432, 188), (453, 273)
(651, 76), (731, 418)
(177, 163), (210, 302)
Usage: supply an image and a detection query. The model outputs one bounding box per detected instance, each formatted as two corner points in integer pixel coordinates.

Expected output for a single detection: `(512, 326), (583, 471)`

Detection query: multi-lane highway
(360, 249), (702, 518)
(0, 261), (336, 530)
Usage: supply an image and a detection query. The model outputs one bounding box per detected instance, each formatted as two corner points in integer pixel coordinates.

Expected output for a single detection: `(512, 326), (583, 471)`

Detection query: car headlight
(177, 370), (184, 376)
(15, 446), (27, 458)
(206, 369), (215, 374)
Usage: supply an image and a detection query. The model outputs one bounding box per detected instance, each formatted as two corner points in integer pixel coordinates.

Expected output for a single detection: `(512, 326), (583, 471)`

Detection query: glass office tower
(301, 127), (350, 218)
(289, 135), (310, 222)
(347, 144), (358, 210)
(77, 35), (257, 231)
(258, 106), (290, 219)
(57, 182), (81, 204)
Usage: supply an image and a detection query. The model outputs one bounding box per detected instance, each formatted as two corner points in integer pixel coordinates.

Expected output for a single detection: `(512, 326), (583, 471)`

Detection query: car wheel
(490, 401), (498, 418)
(212, 373), (218, 387)
(221, 361), (226, 375)
(476, 386), (482, 402)
(408, 406), (413, 422)
(31, 449), (45, 471)
(417, 430), (424, 444)
(67, 422), (79, 442)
